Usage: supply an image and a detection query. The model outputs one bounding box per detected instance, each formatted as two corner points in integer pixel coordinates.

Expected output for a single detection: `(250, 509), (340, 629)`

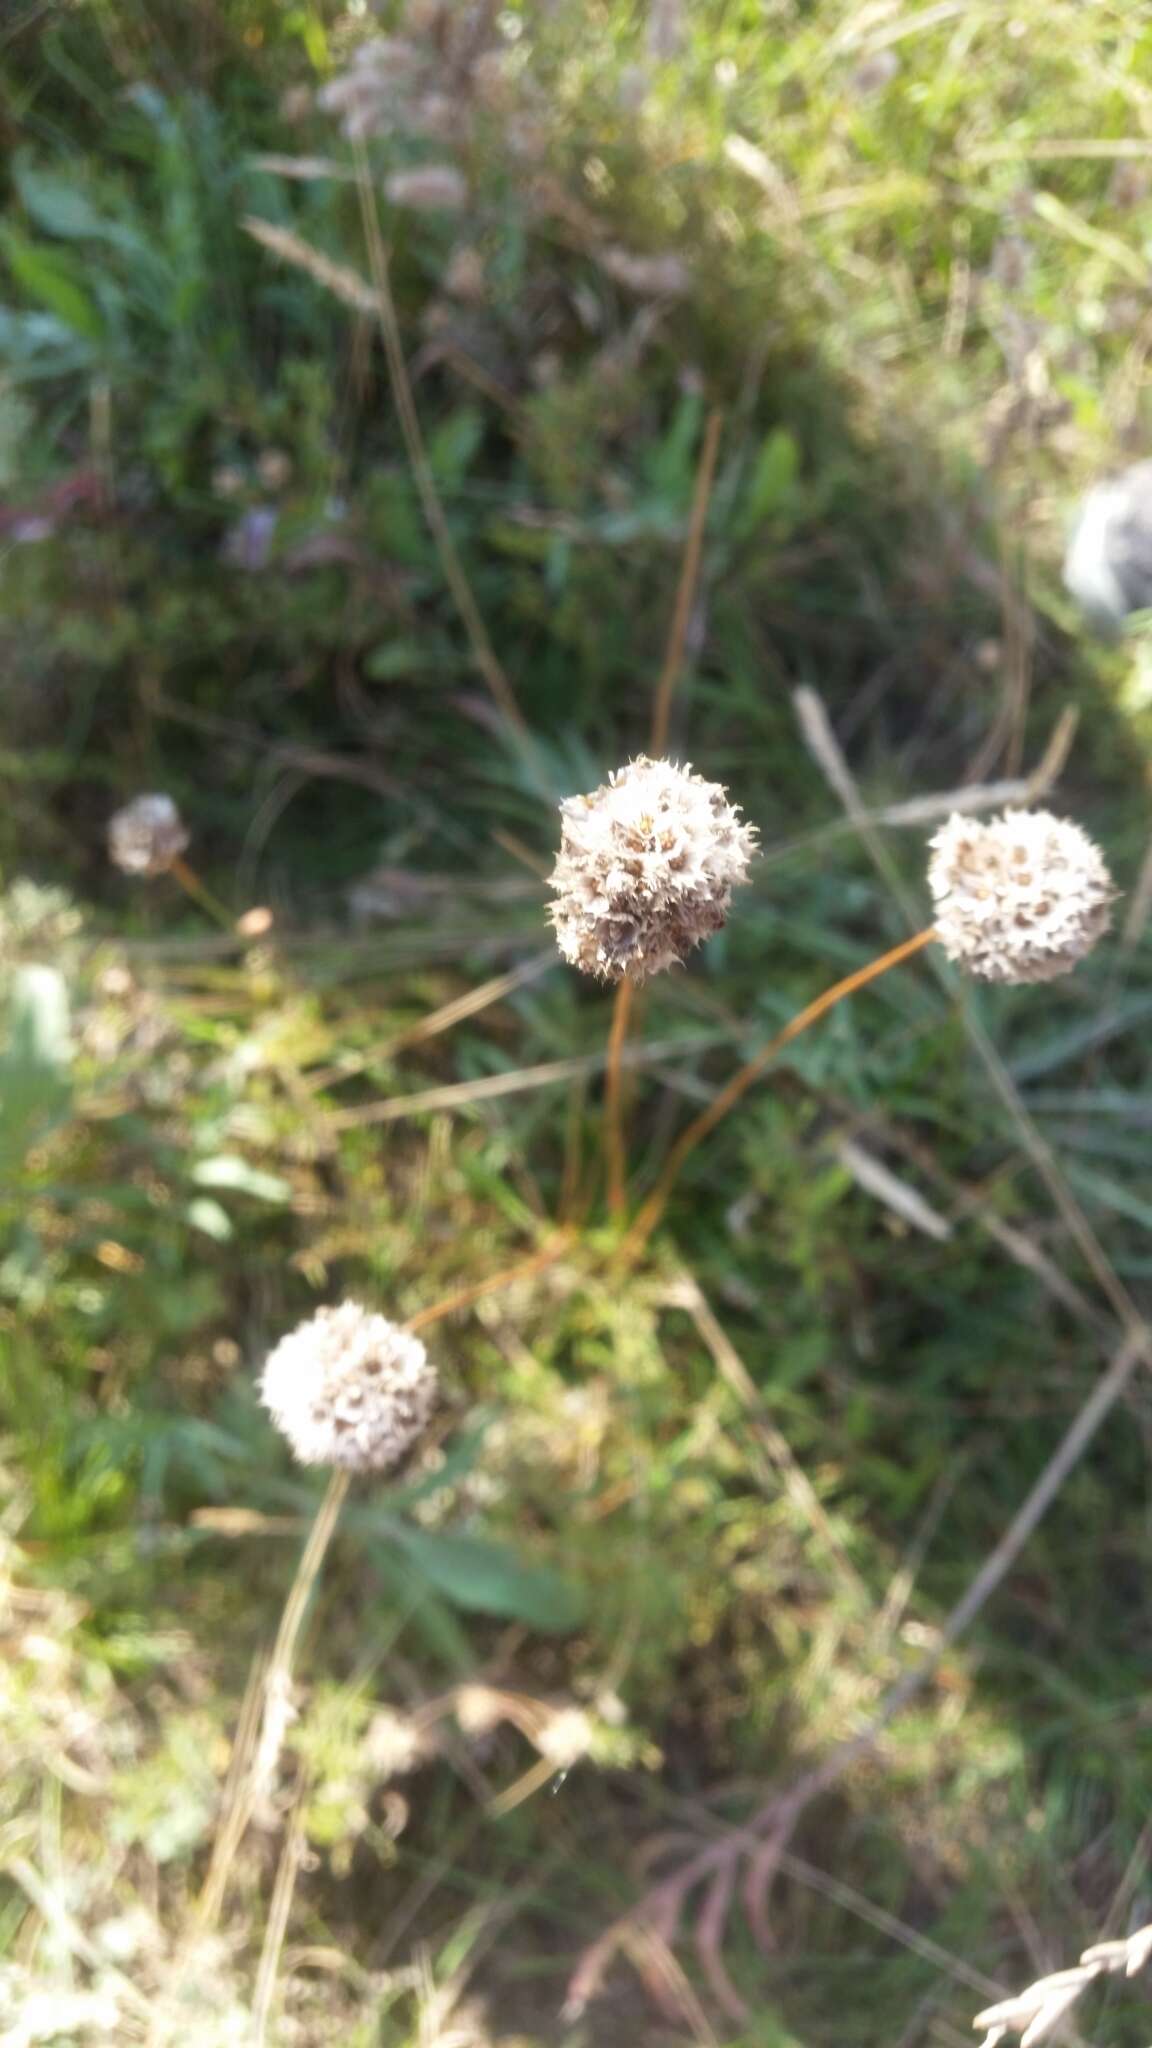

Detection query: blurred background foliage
(5, 1), (1152, 2043)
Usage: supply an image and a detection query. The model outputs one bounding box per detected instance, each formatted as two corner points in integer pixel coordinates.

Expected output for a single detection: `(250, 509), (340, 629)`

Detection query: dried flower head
(548, 756), (757, 983)
(259, 1301), (437, 1473)
(106, 794), (190, 879)
(927, 809), (1114, 984)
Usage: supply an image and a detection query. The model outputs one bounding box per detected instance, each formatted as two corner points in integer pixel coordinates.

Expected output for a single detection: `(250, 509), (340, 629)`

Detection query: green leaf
(427, 406), (484, 487)
(1013, 994), (1152, 1081)
(390, 1525), (585, 1632)
(736, 427), (799, 535)
(1066, 1163), (1152, 1235)
(643, 391), (704, 505)
(0, 305), (94, 378)
(1, 228), (104, 339)
(0, 387), (33, 489)
(14, 154), (122, 243)
(363, 638), (439, 682)
(191, 1155), (290, 1202)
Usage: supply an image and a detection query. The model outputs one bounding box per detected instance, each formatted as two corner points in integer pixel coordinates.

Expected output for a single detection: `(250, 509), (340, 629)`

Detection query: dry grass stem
(833, 1136), (954, 1241)
(667, 1271), (868, 1603)
(351, 157), (525, 735)
(970, 1918), (1152, 2045)
(244, 195), (524, 734)
(404, 1230), (576, 1334)
(194, 1472), (349, 1940)
(250, 1790), (309, 2048)
(325, 1028), (732, 1126)
(650, 408), (724, 756)
(305, 951), (555, 1092)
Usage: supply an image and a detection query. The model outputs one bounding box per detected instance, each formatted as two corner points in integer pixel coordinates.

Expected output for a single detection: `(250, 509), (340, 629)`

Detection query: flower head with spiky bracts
(107, 794), (190, 879)
(259, 1302), (437, 1473)
(548, 756), (757, 984)
(927, 809), (1115, 984)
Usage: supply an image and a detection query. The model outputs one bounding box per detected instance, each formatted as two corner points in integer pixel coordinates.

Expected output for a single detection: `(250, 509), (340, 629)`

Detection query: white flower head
(259, 1301), (437, 1473)
(548, 756), (757, 984)
(107, 794), (190, 879)
(927, 809), (1115, 984)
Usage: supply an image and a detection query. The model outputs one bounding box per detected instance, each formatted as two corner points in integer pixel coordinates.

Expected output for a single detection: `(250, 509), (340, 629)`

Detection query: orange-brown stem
(169, 854), (235, 930)
(650, 407), (724, 757)
(604, 980), (636, 1218)
(405, 1230), (575, 1335)
(622, 927), (938, 1261)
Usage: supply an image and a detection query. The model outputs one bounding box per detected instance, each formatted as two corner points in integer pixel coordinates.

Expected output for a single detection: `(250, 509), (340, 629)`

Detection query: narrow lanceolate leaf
(390, 1525), (585, 1633)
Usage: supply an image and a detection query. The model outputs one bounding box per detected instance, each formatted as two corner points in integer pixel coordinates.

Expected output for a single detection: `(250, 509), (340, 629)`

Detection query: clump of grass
(6, 1), (1152, 2044)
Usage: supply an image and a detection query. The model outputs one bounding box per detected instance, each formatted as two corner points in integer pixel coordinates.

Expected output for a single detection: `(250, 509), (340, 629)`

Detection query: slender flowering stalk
(622, 925), (937, 1260)
(605, 412), (724, 1213)
(603, 980), (636, 1217)
(549, 755), (756, 1214)
(202, 1234), (575, 1923)
(621, 807), (1116, 1257)
(106, 792), (235, 928)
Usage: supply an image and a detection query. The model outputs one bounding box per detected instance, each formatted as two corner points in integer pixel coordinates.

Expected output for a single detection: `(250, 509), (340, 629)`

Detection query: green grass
(4, 1), (1152, 2043)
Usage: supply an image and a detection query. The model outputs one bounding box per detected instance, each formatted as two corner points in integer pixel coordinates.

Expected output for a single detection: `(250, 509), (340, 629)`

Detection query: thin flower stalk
(167, 855), (237, 931)
(201, 1233), (575, 1922)
(106, 792), (234, 928)
(622, 925), (937, 1260)
(607, 410), (725, 1214)
(604, 980), (635, 1217)
(617, 803), (1116, 1254)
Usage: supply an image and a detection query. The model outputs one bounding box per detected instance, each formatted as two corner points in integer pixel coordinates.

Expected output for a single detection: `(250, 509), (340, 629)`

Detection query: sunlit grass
(4, 0), (1152, 2041)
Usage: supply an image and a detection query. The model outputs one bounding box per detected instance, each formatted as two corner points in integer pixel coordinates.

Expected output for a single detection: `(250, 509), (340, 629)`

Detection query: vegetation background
(5, 1), (1152, 2042)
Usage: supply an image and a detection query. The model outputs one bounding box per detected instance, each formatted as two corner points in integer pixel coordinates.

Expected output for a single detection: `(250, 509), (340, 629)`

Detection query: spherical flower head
(548, 756), (757, 984)
(259, 1301), (437, 1473)
(927, 809), (1115, 984)
(107, 794), (190, 879)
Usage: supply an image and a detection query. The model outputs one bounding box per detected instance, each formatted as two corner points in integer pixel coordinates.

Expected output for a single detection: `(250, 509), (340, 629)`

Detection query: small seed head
(107, 794), (190, 879)
(259, 1301), (437, 1473)
(927, 809), (1115, 984)
(548, 756), (757, 984)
